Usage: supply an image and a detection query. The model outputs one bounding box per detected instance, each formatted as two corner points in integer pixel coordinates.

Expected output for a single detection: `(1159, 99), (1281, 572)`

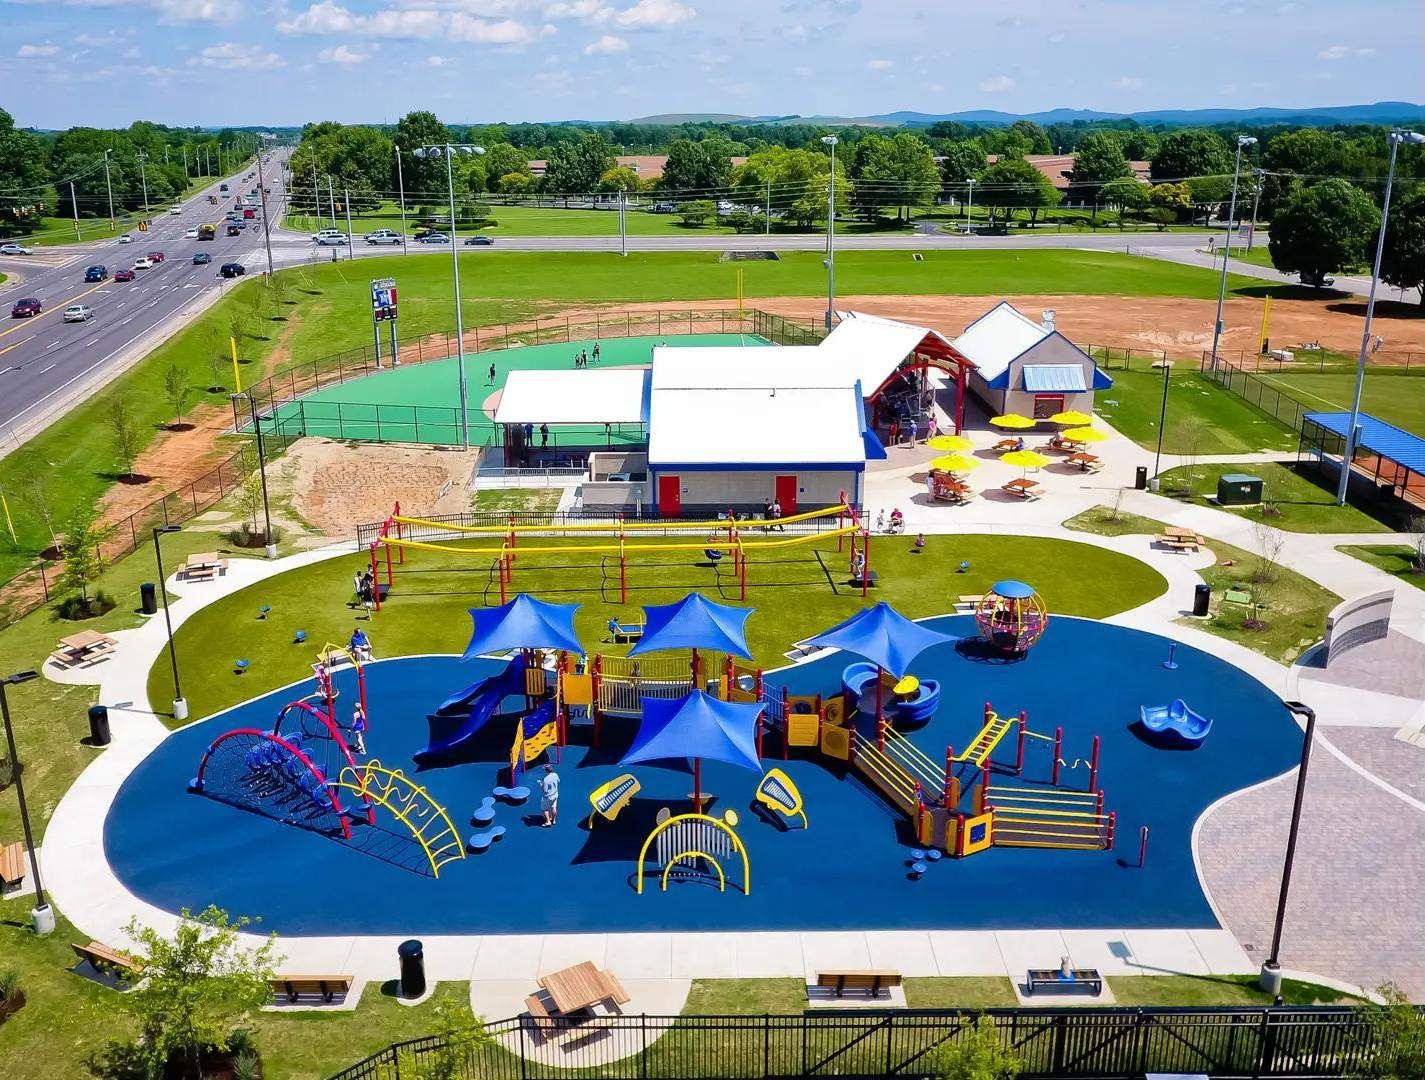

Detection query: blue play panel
(104, 617), (1301, 936)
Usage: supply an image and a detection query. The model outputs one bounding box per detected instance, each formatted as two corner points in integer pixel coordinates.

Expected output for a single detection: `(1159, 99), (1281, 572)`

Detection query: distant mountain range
(627, 102), (1425, 128)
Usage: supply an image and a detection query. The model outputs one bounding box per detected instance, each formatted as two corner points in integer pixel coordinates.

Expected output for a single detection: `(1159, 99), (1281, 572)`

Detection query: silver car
(63, 303), (95, 322)
(0, 242), (33, 255)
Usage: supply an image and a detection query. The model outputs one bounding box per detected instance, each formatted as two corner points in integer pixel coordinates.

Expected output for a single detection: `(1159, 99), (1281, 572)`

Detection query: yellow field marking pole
(230, 336), (242, 393)
(0, 489), (15, 544)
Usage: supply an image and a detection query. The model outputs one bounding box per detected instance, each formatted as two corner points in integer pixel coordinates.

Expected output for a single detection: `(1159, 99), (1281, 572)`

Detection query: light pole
(246, 397), (278, 558)
(395, 144), (409, 256)
(0, 669), (52, 934)
(103, 148), (116, 231)
(1207, 135), (1257, 373)
(618, 188), (627, 257)
(1335, 128), (1425, 506)
(1246, 168), (1265, 252)
(152, 525), (187, 721)
(256, 153), (275, 280)
(414, 143), (484, 448)
(136, 150), (149, 215)
(1259, 701), (1317, 997)
(821, 134), (839, 330)
(343, 186), (356, 260)
(965, 178), (975, 230)
(326, 176), (337, 229)
(1151, 358), (1172, 480)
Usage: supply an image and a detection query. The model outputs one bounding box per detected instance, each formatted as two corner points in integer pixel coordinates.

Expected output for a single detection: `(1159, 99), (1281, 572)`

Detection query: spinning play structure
(974, 580), (1049, 654)
(1138, 699), (1213, 747)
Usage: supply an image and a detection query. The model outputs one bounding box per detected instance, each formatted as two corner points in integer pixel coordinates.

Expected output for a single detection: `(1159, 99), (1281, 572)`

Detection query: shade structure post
(498, 550), (507, 605)
(1016, 711), (1027, 775)
(1052, 726), (1063, 785)
(943, 746), (954, 805)
(782, 688), (791, 760)
(693, 757), (702, 815)
(861, 531), (871, 599)
(384, 540), (393, 588)
(591, 654), (603, 745)
(756, 715), (764, 758)
(1088, 734), (1101, 792)
(369, 544), (382, 611)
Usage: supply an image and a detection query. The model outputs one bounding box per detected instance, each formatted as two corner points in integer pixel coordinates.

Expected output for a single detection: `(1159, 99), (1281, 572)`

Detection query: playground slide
(415, 656), (531, 763)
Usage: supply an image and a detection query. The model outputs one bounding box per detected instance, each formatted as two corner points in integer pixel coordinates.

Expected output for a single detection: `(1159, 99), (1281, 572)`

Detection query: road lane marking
(0, 278), (109, 339)
(39, 363), (56, 374)
(45, 341), (59, 349)
(85, 337), (98, 346)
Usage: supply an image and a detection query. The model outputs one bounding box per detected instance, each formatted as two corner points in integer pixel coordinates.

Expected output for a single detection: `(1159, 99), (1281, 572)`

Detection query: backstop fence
(327, 1005), (1399, 1080)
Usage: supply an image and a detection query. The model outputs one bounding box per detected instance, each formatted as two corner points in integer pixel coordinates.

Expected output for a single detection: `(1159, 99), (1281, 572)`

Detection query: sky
(3, 0), (1419, 129)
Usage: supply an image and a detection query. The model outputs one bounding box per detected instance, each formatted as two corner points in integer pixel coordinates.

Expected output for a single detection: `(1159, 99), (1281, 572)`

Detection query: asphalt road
(0, 151), (290, 446)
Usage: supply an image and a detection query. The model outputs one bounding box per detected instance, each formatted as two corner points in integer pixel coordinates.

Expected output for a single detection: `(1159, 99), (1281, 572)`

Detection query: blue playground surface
(105, 617), (1301, 936)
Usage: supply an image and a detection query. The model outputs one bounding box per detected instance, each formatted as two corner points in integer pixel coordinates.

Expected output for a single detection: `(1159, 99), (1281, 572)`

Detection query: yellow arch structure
(636, 811), (749, 895)
(316, 641), (363, 670)
(334, 759), (465, 877)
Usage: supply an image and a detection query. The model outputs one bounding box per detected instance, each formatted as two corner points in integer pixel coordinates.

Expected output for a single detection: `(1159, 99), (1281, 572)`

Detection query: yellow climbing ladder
(334, 759), (466, 877)
(951, 712), (1015, 766)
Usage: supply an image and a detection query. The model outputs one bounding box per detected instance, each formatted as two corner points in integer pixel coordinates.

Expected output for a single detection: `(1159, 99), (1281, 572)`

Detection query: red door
(657, 475), (681, 516)
(775, 475), (798, 516)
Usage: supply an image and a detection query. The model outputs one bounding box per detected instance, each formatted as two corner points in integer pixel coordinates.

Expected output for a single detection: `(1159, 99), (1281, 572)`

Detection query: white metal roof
(950, 301), (1051, 381)
(649, 345), (844, 390)
(648, 385), (865, 467)
(821, 311), (956, 390)
(493, 368), (648, 425)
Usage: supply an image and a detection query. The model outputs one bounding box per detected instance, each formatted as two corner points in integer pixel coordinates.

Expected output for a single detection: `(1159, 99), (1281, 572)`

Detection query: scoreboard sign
(371, 277), (398, 322)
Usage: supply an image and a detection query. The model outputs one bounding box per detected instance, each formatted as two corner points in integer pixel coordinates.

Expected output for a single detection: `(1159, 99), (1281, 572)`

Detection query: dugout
(493, 367), (650, 468)
(1299, 411), (1425, 511)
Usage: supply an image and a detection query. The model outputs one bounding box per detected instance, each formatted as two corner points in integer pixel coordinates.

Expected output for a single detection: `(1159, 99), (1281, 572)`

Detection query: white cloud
(449, 13), (533, 42)
(583, 33), (629, 53)
(152, 0), (237, 24)
(278, 0), (355, 33)
(545, 0), (610, 17)
(317, 43), (373, 64)
(279, 3), (533, 43)
(426, 54), (455, 65)
(978, 74), (1014, 92)
(1318, 44), (1375, 60)
(1112, 75), (1143, 89)
(867, 58), (892, 70)
(190, 42), (285, 70)
(612, 0), (693, 28)
(17, 43), (60, 57)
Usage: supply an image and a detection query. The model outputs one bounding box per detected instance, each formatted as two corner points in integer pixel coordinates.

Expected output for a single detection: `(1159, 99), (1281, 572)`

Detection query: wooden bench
(956, 595), (983, 608)
(525, 992), (556, 1034)
(1027, 967), (1102, 996)
(71, 940), (143, 978)
(815, 969), (903, 999)
(269, 974), (354, 1005)
(1154, 535), (1199, 553)
(0, 841), (26, 893)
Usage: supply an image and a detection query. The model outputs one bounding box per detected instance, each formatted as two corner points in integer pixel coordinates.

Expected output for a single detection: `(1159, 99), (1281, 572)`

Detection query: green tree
(598, 166), (642, 194)
(975, 158), (1061, 225)
(1150, 128), (1232, 182)
(1010, 119), (1052, 155)
(106, 396), (143, 479)
(397, 1000), (492, 1080)
(1381, 190), (1425, 307)
(676, 199), (716, 226)
(481, 143), (530, 182)
(939, 142), (986, 185)
(1069, 132), (1131, 222)
(1100, 176), (1148, 228)
(851, 132), (940, 221)
(164, 363), (193, 429)
(542, 132), (616, 194)
(55, 504), (109, 605)
(497, 171), (535, 197)
(1269, 178), (1381, 287)
(1148, 181), (1192, 230)
(1355, 984), (1425, 1080)
(1186, 173), (1233, 226)
(934, 1016), (1023, 1080)
(1259, 128), (1350, 215)
(0, 107), (49, 235)
(393, 110), (452, 193)
(99, 907), (278, 1080)
(661, 137), (733, 194)
(730, 146), (848, 228)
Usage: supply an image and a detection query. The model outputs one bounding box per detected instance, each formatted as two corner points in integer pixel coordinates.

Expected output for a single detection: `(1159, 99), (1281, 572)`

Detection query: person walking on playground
(488, 362), (497, 384)
(539, 422), (549, 448)
(592, 342), (600, 364)
(540, 763), (560, 826)
(358, 570), (375, 613)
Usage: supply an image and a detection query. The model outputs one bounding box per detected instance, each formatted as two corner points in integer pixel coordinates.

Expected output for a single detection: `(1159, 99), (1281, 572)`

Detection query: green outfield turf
(264, 333), (763, 444)
(1251, 369), (1425, 437)
(1094, 367), (1298, 454)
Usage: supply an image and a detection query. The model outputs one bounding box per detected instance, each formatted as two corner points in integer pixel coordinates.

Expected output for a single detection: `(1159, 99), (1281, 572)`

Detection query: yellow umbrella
(1063, 426), (1108, 443)
(1048, 410), (1094, 426)
(1001, 450), (1052, 471)
(930, 453), (981, 473)
(926, 434), (974, 452)
(990, 413), (1036, 430)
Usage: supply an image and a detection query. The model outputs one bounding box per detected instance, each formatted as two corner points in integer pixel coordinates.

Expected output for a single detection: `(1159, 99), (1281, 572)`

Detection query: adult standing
(540, 763), (560, 826)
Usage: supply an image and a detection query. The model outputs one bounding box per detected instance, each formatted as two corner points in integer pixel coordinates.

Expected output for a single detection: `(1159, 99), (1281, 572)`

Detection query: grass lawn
(1155, 462), (1395, 533)
(1065, 505), (1340, 663)
(1337, 544), (1425, 590)
(1106, 974), (1355, 1006)
(471, 488), (564, 514)
(1211, 245), (1277, 270)
(1253, 369), (1425, 439)
(149, 532), (1167, 722)
(1096, 367), (1298, 454)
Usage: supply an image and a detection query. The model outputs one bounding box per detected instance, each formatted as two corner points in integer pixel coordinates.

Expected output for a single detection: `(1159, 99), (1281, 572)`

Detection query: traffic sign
(137, 220), (149, 233)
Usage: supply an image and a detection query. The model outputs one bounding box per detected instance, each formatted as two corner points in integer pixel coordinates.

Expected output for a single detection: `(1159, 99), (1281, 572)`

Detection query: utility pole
(395, 144), (409, 255)
(327, 176), (337, 229)
(965, 178), (975, 229)
(344, 186), (356, 260)
(136, 151), (149, 214)
(1209, 135), (1257, 373)
(311, 160), (320, 224)
(821, 134), (838, 329)
(69, 181), (80, 241)
(103, 149), (116, 230)
(1247, 168), (1265, 252)
(618, 188), (627, 256)
(257, 153), (275, 280)
(765, 179), (771, 236)
(182, 144), (188, 177)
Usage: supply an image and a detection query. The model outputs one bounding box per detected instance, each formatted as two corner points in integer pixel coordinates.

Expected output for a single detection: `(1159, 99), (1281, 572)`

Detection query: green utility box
(1217, 473), (1264, 506)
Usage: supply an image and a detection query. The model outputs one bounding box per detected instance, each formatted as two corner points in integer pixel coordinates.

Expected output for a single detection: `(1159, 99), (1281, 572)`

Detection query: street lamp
(152, 525), (188, 721)
(821, 135), (839, 330)
(413, 143), (486, 447)
(1334, 127), (1425, 506)
(1208, 135), (1257, 374)
(1259, 700), (1317, 997)
(394, 144), (409, 256)
(103, 148), (116, 231)
(1246, 168), (1266, 252)
(0, 670), (52, 934)
(965, 177), (975, 230)
(245, 397), (278, 558)
(1151, 358), (1173, 480)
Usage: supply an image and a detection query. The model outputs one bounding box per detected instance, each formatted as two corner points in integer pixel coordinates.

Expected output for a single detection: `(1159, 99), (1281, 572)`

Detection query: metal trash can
(1193, 583), (1211, 617)
(398, 938), (425, 999)
(1135, 466), (1148, 491)
(88, 705), (111, 747)
(140, 582), (158, 615)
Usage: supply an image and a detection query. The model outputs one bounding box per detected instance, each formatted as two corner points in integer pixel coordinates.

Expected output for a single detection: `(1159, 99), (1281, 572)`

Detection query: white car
(312, 229), (348, 246)
(132, 256), (154, 270)
(117, 233), (133, 244)
(63, 303), (95, 322)
(169, 205), (182, 215)
(0, 242), (33, 255)
(364, 229), (403, 245)
(184, 227), (200, 239)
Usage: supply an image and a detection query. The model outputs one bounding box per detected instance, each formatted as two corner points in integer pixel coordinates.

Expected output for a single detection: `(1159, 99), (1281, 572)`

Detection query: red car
(10, 297), (41, 318)
(113, 268), (136, 282)
(148, 251), (166, 263)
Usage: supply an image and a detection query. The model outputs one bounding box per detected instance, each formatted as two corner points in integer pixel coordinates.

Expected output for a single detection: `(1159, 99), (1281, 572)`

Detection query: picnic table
(1155, 526), (1206, 552)
(539, 961), (630, 1016)
(52, 630), (118, 667)
(992, 438), (1023, 454)
(1001, 478), (1042, 500)
(1046, 435), (1082, 452)
(1066, 452), (1103, 473)
(183, 551), (230, 581)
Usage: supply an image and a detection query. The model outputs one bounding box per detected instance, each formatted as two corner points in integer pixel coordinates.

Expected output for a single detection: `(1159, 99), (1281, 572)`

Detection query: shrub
(56, 589), (116, 621)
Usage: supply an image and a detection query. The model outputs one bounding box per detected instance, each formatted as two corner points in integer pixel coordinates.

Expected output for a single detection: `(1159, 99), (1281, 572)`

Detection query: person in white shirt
(540, 763), (560, 826)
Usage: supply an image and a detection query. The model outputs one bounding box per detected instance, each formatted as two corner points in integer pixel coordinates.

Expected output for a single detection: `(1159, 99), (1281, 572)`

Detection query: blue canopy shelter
(627, 592), (754, 690)
(621, 690), (764, 813)
(461, 594), (584, 660)
(806, 602), (956, 728)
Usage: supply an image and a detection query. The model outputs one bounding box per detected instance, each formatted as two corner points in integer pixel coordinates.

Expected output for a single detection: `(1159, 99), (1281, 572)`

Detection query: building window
(1032, 394), (1065, 419)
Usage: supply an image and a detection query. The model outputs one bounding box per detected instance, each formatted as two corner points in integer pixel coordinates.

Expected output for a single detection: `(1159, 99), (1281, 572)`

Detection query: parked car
(62, 303), (94, 322)
(219, 262), (246, 278)
(0, 242), (33, 255)
(132, 256), (154, 270)
(84, 264), (108, 282)
(312, 229), (348, 245)
(113, 268), (135, 282)
(148, 251), (166, 263)
(364, 229), (403, 245)
(193, 252), (212, 265)
(117, 233), (133, 244)
(464, 234), (495, 246)
(417, 232), (450, 244)
(184, 227), (200, 239)
(10, 297), (41, 318)
(650, 202), (676, 214)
